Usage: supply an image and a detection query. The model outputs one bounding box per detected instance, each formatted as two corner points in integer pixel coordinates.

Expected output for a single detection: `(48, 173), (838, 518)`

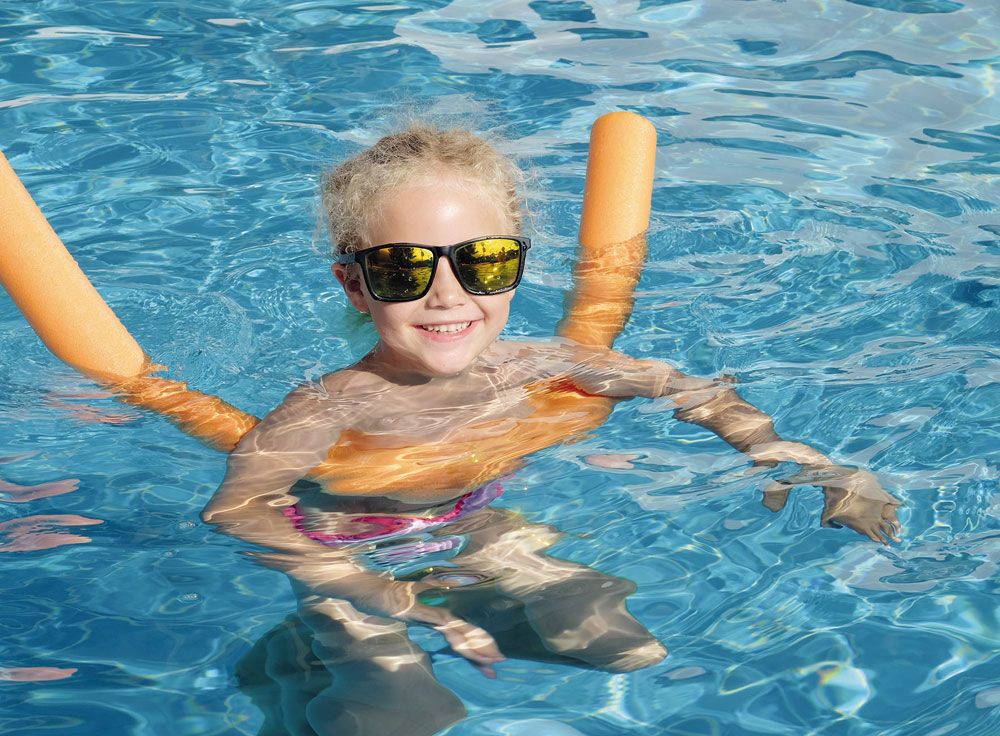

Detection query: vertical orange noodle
(559, 111), (657, 349)
(0, 112), (657, 483)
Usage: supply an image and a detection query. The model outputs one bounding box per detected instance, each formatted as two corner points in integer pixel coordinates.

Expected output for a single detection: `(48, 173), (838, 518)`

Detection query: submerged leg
(441, 509), (667, 673)
(296, 592), (465, 736)
(508, 567), (666, 672)
(236, 614), (328, 736)
(236, 592), (465, 736)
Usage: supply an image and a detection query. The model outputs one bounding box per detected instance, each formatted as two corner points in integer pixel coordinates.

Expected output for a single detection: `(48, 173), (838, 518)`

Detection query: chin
(416, 349), (483, 378)
(423, 360), (473, 378)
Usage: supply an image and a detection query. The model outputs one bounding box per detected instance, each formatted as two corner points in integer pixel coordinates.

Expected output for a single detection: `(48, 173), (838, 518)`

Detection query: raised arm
(569, 349), (901, 543)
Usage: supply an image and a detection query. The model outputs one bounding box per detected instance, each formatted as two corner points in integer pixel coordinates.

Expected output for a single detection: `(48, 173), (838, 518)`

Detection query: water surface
(1, 1), (998, 734)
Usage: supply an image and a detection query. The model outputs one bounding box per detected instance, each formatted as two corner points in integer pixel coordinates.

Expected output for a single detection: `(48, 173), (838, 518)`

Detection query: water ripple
(846, 0), (965, 13)
(1, 0), (999, 734)
(662, 50), (964, 81)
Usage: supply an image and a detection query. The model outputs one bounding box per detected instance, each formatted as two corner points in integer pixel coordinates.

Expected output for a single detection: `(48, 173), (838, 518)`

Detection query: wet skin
(204, 175), (903, 683)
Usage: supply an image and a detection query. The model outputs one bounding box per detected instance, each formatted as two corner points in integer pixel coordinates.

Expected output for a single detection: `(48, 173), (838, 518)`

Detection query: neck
(361, 342), (501, 387)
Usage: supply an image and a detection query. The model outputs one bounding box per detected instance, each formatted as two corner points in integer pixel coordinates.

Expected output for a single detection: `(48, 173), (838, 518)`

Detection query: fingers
(865, 525), (887, 545)
(879, 510), (902, 543)
(475, 663), (498, 679)
(401, 589), (506, 672)
(882, 503), (902, 523)
(761, 481), (791, 512)
(870, 502), (902, 543)
(433, 618), (505, 674)
(861, 510), (903, 545)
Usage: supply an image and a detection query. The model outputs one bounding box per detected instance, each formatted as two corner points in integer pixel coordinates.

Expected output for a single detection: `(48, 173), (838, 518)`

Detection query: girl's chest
(353, 384), (535, 442)
(310, 380), (618, 502)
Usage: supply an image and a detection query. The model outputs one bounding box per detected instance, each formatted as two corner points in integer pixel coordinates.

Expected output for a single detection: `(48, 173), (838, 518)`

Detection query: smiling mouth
(418, 321), (473, 334)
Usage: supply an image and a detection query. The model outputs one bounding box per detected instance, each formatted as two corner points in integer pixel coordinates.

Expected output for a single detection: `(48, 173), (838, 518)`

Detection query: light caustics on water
(0, 1), (998, 735)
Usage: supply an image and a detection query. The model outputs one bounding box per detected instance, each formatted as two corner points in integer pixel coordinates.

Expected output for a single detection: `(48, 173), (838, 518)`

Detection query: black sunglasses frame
(337, 236), (531, 303)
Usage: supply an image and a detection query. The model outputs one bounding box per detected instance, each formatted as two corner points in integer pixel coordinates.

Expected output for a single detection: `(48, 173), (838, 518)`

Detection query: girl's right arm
(202, 382), (504, 672)
(202, 382), (346, 555)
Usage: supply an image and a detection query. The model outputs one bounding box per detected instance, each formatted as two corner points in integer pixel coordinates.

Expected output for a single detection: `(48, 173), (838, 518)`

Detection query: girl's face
(333, 176), (517, 380)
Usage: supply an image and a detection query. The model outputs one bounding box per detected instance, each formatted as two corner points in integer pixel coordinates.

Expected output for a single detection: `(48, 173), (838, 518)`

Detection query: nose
(424, 259), (467, 308)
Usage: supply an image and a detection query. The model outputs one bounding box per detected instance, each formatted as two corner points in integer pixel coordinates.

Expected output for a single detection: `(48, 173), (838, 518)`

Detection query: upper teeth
(422, 322), (470, 333)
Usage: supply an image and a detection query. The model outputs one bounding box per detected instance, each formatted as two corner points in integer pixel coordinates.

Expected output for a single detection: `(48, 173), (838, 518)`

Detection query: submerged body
(203, 126), (901, 735)
(208, 334), (900, 736)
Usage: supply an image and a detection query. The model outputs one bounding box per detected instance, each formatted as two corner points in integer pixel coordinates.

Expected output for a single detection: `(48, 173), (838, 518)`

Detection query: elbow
(201, 504), (223, 527)
(201, 494), (238, 527)
(201, 489), (284, 528)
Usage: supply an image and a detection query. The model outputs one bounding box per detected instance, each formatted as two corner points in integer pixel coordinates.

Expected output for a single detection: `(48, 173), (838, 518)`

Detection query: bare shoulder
(248, 367), (375, 432)
(487, 338), (594, 378)
(318, 364), (386, 398)
(497, 337), (662, 371)
(505, 338), (692, 399)
(234, 369), (376, 455)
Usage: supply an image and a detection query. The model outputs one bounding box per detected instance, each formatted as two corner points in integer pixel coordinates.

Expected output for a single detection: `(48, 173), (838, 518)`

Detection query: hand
(307, 573), (505, 678)
(760, 459), (902, 544)
(390, 579), (506, 679)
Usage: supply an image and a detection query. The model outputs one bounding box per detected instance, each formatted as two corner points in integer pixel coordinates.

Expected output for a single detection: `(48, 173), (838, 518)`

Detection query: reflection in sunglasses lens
(456, 239), (521, 293)
(368, 246), (434, 298)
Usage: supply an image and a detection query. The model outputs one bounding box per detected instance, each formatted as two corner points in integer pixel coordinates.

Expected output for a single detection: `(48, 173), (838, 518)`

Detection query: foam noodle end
(560, 112), (657, 348)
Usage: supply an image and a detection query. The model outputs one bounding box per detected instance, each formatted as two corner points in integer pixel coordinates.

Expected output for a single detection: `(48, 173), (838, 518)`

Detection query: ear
(332, 263), (370, 314)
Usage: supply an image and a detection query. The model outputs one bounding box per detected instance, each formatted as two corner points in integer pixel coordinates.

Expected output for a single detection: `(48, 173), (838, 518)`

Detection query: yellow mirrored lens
(455, 238), (521, 292)
(366, 246), (433, 298)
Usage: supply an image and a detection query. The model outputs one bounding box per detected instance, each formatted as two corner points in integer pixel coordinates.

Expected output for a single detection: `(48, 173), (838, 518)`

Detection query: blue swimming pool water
(1, 0), (998, 734)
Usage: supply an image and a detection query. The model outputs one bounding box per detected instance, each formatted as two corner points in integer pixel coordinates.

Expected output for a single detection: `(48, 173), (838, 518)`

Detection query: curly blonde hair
(321, 123), (525, 255)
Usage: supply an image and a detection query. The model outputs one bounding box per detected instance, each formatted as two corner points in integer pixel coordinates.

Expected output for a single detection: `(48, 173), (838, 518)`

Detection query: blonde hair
(321, 123), (525, 255)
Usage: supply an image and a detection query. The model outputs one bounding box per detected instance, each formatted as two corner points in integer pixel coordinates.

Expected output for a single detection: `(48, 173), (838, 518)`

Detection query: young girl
(204, 124), (901, 735)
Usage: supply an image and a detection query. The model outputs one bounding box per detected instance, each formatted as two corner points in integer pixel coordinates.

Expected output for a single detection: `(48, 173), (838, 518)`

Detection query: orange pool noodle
(0, 112), (655, 471)
(559, 111), (657, 349)
(0, 151), (149, 380)
(0, 149), (260, 451)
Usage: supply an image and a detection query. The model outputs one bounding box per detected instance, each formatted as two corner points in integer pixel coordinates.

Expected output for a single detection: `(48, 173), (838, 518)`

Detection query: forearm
(673, 387), (832, 467)
(203, 490), (318, 557)
(669, 381), (903, 543)
(571, 350), (835, 468)
(203, 488), (388, 599)
(234, 511), (450, 626)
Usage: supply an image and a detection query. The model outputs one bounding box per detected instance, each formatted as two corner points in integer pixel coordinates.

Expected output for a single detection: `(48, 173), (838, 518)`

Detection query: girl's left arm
(572, 350), (902, 543)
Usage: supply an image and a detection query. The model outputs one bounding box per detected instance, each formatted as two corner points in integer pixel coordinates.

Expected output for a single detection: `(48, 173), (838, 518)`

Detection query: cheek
(480, 292), (514, 323)
(369, 303), (415, 334)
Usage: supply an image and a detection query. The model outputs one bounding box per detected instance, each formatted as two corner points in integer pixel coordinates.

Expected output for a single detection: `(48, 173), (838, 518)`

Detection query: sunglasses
(337, 236), (531, 302)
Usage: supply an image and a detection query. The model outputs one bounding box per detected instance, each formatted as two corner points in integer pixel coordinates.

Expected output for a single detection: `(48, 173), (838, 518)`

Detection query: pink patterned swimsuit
(282, 479), (504, 546)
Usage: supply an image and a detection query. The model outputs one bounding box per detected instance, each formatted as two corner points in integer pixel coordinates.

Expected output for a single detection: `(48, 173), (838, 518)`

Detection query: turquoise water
(1, 0), (999, 733)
